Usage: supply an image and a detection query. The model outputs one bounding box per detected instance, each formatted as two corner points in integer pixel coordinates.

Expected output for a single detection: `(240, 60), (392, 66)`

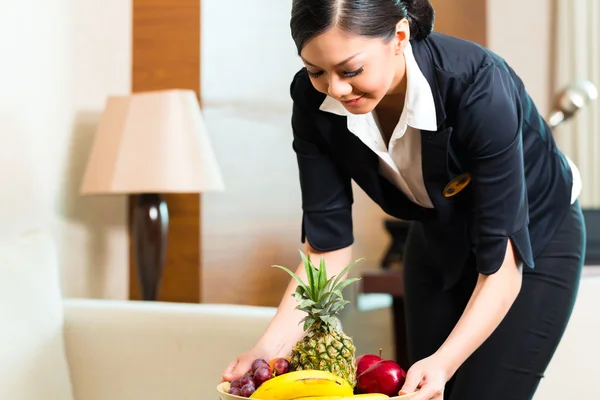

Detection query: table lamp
(80, 89), (224, 301)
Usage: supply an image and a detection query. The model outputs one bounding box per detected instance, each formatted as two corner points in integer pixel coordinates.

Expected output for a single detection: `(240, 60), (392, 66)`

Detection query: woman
(222, 1), (586, 399)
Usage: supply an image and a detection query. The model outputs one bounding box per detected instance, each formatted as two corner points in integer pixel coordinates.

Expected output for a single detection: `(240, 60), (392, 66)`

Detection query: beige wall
(487, 0), (553, 115)
(200, 0), (389, 305)
(0, 0), (131, 299)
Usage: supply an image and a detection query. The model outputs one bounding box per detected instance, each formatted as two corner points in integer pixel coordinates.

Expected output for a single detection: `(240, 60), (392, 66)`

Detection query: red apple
(356, 359), (407, 397)
(355, 353), (382, 377)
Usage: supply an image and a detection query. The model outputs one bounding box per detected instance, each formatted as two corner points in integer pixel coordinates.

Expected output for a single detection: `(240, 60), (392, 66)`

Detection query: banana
(295, 394), (389, 400)
(249, 370), (354, 400)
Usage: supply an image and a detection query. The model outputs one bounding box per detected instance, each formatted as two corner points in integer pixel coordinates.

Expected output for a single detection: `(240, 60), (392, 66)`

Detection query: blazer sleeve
(290, 71), (354, 252)
(455, 62), (534, 275)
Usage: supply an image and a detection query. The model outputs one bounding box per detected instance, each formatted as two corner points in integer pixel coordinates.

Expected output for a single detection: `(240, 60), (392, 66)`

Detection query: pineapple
(273, 250), (364, 388)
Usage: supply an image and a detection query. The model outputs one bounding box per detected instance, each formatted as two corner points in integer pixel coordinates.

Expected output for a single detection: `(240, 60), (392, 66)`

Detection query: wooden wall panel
(430, 0), (487, 46)
(129, 0), (201, 303)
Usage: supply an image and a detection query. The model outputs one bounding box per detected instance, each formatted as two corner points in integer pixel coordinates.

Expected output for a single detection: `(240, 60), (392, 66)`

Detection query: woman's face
(299, 20), (410, 114)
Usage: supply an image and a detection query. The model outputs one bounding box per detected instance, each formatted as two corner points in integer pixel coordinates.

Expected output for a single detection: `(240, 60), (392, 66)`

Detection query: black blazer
(290, 32), (574, 282)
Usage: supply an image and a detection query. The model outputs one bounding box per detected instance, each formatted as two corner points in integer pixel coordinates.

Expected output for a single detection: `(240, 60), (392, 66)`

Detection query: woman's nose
(327, 76), (352, 99)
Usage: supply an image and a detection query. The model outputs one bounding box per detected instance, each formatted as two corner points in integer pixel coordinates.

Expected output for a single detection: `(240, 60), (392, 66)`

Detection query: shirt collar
(319, 41), (437, 131)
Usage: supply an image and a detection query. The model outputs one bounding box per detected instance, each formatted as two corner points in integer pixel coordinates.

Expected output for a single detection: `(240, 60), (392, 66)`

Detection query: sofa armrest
(63, 299), (276, 400)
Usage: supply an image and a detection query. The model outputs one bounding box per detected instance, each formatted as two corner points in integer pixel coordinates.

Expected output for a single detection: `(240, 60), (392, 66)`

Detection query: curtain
(552, 0), (600, 207)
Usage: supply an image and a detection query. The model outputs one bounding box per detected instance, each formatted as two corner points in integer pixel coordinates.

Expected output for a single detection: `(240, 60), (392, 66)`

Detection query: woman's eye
(344, 67), (364, 77)
(306, 67), (363, 79)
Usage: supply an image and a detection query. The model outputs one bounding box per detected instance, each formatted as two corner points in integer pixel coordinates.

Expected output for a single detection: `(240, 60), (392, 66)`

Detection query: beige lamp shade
(80, 89), (225, 194)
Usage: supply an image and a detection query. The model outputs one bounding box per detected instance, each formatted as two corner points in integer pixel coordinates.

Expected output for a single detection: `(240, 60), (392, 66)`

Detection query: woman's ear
(394, 18), (410, 55)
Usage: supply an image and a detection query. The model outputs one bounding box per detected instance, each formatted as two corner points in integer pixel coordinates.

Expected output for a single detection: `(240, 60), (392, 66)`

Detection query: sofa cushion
(0, 230), (74, 400)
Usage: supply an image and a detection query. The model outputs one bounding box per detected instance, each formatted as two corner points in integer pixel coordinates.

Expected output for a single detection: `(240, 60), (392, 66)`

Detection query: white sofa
(63, 299), (275, 400)
(1, 230), (598, 400)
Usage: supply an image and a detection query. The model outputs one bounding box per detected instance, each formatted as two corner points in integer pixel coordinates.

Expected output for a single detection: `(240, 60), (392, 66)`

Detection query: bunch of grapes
(228, 358), (291, 398)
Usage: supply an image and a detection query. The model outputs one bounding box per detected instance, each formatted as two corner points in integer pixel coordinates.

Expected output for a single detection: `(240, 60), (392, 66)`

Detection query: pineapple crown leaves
(272, 249), (364, 332)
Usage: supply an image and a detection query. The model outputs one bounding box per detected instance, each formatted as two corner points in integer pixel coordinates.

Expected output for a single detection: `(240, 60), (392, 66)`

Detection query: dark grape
(239, 375), (254, 388)
(254, 366), (272, 386)
(251, 358), (269, 374)
(273, 358), (290, 376)
(228, 387), (242, 396)
(230, 379), (241, 389)
(240, 383), (256, 397)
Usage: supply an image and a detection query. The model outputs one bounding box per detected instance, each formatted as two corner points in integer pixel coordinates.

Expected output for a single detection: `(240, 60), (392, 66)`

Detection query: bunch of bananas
(248, 370), (389, 400)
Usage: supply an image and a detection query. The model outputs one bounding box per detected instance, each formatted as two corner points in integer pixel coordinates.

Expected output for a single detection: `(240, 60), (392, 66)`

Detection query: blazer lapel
(421, 127), (457, 223)
(411, 39), (465, 224)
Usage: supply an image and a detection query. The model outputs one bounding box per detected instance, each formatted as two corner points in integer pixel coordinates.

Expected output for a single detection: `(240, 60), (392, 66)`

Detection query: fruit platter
(217, 252), (418, 400)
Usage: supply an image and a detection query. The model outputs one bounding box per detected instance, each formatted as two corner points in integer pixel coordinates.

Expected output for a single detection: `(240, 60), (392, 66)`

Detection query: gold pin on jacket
(443, 173), (472, 197)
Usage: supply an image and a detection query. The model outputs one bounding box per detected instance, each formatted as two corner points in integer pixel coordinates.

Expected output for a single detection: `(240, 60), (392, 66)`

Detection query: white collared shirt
(319, 42), (436, 208)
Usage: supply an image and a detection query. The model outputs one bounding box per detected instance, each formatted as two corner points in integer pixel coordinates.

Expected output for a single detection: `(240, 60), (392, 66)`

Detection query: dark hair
(290, 0), (435, 54)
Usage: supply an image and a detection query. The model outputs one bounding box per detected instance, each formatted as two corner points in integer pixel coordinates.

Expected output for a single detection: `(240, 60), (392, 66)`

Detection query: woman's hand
(221, 345), (274, 382)
(398, 354), (450, 400)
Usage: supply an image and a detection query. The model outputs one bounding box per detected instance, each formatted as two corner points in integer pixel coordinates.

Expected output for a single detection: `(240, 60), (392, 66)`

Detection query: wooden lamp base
(132, 193), (169, 301)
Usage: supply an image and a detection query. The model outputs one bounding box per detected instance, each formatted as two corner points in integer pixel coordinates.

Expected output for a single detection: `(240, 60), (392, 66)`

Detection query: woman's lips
(341, 95), (364, 106)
